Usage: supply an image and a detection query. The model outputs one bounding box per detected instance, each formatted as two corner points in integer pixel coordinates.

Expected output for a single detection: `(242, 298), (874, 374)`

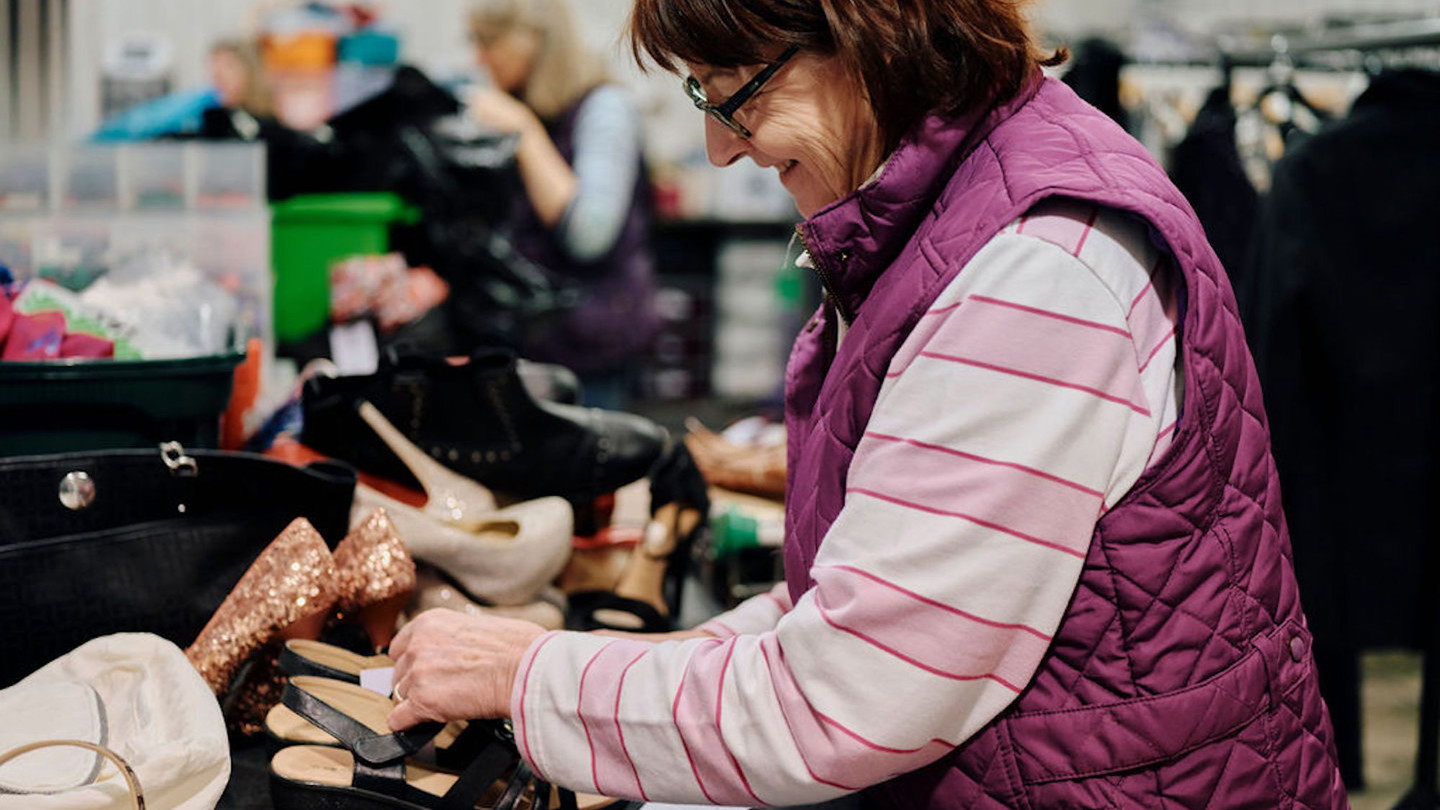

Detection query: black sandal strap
(437, 734), (521, 810)
(278, 641), (361, 684)
(571, 591), (672, 634)
(281, 680), (443, 766)
(533, 776), (580, 810)
(351, 756), (411, 800)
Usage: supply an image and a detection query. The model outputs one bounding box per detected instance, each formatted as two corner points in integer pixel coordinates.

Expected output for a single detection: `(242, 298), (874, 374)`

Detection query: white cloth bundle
(0, 633), (229, 810)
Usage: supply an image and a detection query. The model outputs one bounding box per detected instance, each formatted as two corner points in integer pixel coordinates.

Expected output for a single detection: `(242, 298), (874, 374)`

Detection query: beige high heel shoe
(410, 564), (566, 630)
(357, 401), (498, 530)
(350, 401), (574, 607)
(353, 486), (574, 607)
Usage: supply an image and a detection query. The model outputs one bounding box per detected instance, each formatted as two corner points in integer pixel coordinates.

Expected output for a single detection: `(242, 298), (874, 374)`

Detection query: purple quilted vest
(784, 77), (1348, 808)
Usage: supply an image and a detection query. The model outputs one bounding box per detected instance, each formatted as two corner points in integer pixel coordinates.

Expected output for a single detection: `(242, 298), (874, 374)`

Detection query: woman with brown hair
(385, 1), (1348, 807)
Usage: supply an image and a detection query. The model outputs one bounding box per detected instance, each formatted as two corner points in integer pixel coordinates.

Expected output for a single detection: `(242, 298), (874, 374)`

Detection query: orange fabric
(265, 437), (427, 508)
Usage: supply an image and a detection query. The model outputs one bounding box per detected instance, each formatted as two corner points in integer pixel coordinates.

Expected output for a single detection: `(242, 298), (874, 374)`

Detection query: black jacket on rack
(1244, 68), (1440, 649)
(1170, 85), (1260, 289)
(1242, 69), (1440, 786)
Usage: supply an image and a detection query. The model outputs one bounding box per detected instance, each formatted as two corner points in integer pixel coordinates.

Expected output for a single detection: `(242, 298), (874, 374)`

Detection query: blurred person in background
(92, 37), (274, 142)
(466, 0), (659, 410)
(208, 38), (275, 121)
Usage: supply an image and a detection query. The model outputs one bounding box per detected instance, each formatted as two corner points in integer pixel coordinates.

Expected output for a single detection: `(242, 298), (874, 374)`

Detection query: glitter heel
(333, 508), (417, 651)
(184, 517), (341, 695)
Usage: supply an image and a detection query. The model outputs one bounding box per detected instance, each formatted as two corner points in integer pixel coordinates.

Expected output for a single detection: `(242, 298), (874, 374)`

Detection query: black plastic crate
(0, 353), (244, 456)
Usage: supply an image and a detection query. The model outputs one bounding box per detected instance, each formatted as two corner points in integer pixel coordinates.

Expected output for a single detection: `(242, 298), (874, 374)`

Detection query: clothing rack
(1239, 19), (1440, 810)
(1218, 16), (1440, 70)
(1127, 24), (1438, 802)
(1218, 18), (1440, 809)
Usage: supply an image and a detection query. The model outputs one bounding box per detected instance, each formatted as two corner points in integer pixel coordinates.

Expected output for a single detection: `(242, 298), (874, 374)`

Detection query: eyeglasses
(684, 45), (800, 139)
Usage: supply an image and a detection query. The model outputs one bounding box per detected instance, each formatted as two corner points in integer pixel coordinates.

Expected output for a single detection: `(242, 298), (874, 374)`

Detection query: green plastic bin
(0, 353), (245, 457)
(270, 193), (421, 343)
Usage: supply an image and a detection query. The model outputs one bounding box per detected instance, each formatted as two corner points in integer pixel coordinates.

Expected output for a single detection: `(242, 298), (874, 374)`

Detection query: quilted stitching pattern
(785, 79), (1346, 808)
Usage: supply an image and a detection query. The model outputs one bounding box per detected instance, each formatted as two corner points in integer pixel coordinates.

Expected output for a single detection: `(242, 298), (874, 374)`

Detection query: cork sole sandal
(270, 741), (616, 810)
(266, 678), (620, 809)
(270, 744), (515, 810)
(265, 676), (472, 767)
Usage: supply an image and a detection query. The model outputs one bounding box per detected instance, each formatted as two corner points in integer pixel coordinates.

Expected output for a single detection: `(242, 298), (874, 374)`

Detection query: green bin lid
(270, 192), (421, 224)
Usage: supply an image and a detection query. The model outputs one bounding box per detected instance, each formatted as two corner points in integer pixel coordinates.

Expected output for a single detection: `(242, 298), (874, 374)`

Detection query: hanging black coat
(1244, 69), (1440, 651)
(1170, 85), (1261, 290)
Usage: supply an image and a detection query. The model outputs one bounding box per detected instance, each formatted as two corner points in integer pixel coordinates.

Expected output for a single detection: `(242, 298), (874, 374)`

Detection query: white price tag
(330, 322), (380, 376)
(359, 666), (395, 697)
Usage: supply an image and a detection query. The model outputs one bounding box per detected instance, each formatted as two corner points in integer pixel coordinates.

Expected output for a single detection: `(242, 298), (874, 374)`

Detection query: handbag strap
(0, 739), (145, 809)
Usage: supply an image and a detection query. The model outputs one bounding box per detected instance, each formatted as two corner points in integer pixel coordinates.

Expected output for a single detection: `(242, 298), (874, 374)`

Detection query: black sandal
(268, 678), (610, 810)
(278, 639), (395, 684)
(567, 590), (674, 634)
(264, 675), (496, 772)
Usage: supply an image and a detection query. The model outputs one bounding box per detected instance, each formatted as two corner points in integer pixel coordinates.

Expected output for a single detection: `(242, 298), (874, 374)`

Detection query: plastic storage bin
(195, 144), (266, 210)
(0, 352), (245, 456)
(124, 144), (188, 210)
(269, 192), (419, 343)
(61, 147), (121, 210)
(0, 143), (273, 350)
(0, 144), (50, 212)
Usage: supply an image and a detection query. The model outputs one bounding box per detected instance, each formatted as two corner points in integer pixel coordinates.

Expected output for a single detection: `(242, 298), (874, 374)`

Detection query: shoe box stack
(643, 221), (809, 402)
(711, 237), (803, 400)
(642, 272), (715, 401)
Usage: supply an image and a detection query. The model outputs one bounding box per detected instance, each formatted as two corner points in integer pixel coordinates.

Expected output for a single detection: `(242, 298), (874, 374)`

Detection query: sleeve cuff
(509, 629), (566, 781)
(509, 629), (649, 787)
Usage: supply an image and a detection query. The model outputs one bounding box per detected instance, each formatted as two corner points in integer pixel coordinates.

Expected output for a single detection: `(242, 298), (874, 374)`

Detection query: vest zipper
(796, 224), (853, 327)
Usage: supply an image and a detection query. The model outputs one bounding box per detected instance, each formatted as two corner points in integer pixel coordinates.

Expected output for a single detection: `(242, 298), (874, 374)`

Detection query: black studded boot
(301, 348), (668, 526)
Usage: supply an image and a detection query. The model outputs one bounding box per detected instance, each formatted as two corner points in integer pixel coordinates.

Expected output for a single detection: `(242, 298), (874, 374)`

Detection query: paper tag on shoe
(360, 666), (395, 697)
(330, 321), (380, 376)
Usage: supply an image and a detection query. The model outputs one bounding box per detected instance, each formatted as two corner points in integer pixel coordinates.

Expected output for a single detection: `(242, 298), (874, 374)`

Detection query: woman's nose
(704, 116), (748, 168)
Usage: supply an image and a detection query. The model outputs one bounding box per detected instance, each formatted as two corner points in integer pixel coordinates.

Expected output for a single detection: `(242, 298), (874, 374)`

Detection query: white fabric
(0, 680), (105, 792)
(0, 634), (229, 810)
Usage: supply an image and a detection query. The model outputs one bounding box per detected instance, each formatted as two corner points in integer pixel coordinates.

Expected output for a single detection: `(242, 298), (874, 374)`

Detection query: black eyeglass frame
(684, 45), (801, 139)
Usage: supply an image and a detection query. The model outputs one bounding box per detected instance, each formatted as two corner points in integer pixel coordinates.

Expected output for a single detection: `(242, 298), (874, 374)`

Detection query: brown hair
(629, 0), (1064, 151)
(469, 0), (611, 121)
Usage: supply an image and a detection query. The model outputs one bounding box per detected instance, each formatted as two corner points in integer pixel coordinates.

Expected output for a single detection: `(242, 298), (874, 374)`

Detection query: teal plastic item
(710, 506), (784, 560)
(269, 193), (421, 343)
(0, 352), (244, 457)
(89, 87), (221, 142)
(338, 31), (401, 65)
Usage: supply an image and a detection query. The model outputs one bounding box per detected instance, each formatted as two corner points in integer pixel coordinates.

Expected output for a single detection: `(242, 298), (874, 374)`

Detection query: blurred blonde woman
(208, 38), (274, 119)
(467, 0), (658, 409)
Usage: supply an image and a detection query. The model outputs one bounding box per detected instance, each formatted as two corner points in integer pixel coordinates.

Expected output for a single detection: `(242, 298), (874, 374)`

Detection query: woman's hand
(467, 86), (542, 139)
(465, 86), (576, 228)
(386, 609), (547, 730)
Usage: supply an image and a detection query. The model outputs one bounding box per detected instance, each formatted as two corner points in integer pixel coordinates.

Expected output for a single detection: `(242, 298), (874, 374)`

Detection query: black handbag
(0, 442), (356, 687)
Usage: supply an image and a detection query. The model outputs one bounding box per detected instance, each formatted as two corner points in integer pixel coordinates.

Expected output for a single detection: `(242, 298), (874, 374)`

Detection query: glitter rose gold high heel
(332, 507), (417, 651)
(185, 517), (341, 696)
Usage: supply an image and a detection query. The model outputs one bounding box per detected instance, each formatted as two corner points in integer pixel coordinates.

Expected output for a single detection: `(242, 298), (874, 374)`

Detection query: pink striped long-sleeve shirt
(510, 202), (1183, 806)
